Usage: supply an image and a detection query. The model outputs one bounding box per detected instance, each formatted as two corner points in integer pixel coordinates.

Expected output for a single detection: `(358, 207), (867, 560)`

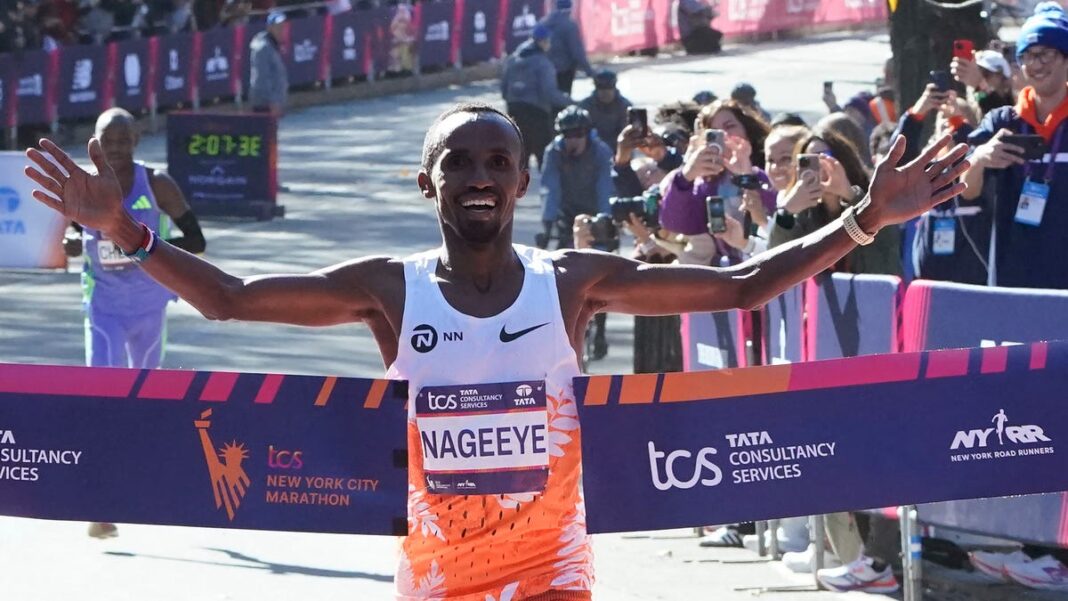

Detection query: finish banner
(0, 364), (408, 535)
(575, 340), (1068, 534)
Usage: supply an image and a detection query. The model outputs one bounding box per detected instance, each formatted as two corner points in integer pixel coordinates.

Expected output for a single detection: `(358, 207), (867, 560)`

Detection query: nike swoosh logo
(499, 322), (550, 343)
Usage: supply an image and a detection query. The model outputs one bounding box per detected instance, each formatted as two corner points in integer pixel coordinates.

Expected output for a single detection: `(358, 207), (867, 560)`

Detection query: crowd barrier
(0, 0), (886, 131)
(683, 277), (1068, 550)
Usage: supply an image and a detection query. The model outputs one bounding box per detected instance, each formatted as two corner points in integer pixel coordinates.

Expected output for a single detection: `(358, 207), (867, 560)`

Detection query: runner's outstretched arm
(574, 134), (969, 316)
(25, 138), (388, 327)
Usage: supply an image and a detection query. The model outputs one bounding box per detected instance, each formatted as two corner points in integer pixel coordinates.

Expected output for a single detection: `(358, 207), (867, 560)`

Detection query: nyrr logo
(647, 441), (723, 491)
(410, 324), (463, 353)
(195, 409), (251, 521)
(950, 409), (1052, 450)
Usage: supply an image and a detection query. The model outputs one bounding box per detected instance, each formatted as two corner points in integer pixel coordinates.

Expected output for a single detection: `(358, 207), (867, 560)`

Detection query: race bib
(416, 380), (549, 496)
(932, 218), (956, 256)
(1015, 180), (1049, 227)
(97, 239), (134, 271)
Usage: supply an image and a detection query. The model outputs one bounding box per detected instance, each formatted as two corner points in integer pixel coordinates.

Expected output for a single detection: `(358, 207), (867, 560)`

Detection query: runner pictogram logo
(195, 409), (251, 521)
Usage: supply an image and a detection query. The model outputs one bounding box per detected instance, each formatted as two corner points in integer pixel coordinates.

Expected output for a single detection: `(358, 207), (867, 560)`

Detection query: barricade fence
(0, 0), (886, 130)
(683, 275), (1068, 551)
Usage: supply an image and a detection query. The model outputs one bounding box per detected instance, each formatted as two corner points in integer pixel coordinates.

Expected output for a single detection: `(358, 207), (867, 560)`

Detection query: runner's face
(422, 113), (528, 245)
(96, 123), (138, 172)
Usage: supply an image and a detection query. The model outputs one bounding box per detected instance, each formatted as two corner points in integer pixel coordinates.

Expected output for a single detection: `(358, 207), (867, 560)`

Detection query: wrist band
(119, 223), (160, 264)
(842, 199), (876, 246)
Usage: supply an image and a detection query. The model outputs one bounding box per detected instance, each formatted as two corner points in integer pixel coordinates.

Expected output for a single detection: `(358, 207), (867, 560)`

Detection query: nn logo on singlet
(410, 324), (463, 353)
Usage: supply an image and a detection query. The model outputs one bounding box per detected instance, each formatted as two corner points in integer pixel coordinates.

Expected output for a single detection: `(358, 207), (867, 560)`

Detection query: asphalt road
(0, 30), (895, 600)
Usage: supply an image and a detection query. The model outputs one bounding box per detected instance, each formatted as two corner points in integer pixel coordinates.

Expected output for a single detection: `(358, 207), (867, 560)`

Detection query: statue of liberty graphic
(195, 409), (251, 520)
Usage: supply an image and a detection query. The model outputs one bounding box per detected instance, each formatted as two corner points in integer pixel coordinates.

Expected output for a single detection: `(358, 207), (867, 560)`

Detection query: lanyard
(1022, 121), (1067, 183)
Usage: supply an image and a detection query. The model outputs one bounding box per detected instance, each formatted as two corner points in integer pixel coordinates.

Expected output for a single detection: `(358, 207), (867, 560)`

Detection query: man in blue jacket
(501, 24), (573, 170)
(539, 0), (593, 95)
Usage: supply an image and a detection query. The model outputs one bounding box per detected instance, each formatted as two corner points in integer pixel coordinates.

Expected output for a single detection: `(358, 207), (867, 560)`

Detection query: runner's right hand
(25, 138), (126, 234)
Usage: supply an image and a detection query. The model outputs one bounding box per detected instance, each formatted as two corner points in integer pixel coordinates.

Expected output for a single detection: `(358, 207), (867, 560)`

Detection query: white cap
(975, 50), (1011, 78)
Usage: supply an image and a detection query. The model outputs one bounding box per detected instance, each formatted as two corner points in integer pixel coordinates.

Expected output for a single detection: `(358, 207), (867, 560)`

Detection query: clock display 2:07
(186, 134), (263, 157)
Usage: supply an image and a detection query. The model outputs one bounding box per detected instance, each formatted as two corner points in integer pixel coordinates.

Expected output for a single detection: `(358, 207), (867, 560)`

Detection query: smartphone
(627, 107), (648, 138)
(823, 81), (834, 95)
(1002, 134), (1048, 161)
(796, 153), (821, 186)
(706, 196), (727, 234)
(929, 70), (951, 93)
(953, 39), (975, 61)
(705, 129), (726, 153)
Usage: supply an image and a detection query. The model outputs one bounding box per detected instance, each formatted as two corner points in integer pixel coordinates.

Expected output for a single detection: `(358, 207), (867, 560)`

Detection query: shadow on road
(102, 547), (394, 582)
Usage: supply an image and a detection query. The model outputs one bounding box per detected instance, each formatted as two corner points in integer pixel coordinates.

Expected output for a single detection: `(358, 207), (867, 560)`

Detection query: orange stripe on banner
(582, 376), (612, 406)
(314, 377), (337, 407)
(364, 379), (388, 409)
(618, 374), (658, 404)
(659, 365), (792, 403)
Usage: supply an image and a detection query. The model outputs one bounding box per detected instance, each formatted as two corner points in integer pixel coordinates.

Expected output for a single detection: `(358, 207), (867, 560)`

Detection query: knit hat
(532, 23), (551, 41)
(593, 69), (617, 89)
(1017, 2), (1068, 60)
(556, 0), (573, 10)
(266, 10), (287, 25)
(975, 50), (1011, 77)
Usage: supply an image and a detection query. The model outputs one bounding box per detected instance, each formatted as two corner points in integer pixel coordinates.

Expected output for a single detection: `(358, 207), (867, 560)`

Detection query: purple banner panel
(681, 310), (748, 371)
(14, 50), (53, 126)
(155, 33), (196, 108)
(286, 16), (326, 86)
(329, 10), (366, 79)
(763, 284), (804, 365)
(503, 0), (545, 54)
(805, 273), (900, 360)
(198, 27), (237, 100)
(0, 363), (408, 535)
(574, 341), (1068, 534)
(0, 54), (14, 128)
(111, 38), (151, 113)
(460, 0), (499, 64)
(415, 380), (549, 496)
(417, 0), (455, 69)
(55, 44), (107, 120)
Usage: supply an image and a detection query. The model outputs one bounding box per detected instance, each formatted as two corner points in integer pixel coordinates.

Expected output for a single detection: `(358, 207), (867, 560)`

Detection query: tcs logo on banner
(647, 441), (723, 491)
(427, 391), (457, 411)
(268, 445), (304, 469)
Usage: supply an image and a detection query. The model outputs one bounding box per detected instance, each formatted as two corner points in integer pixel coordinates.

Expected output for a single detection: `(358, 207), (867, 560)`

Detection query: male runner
(63, 108), (206, 540)
(26, 102), (967, 600)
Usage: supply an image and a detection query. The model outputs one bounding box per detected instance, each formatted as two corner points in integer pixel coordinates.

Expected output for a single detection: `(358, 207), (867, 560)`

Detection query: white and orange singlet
(385, 245), (593, 601)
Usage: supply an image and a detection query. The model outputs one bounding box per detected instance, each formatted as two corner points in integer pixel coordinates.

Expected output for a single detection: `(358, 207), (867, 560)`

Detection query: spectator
(579, 70), (632, 153)
(248, 11), (288, 116)
(78, 0), (115, 44)
(677, 0), (721, 55)
(960, 1), (1068, 290)
(538, 0), (593, 95)
(763, 124), (809, 193)
(817, 112), (874, 169)
(612, 123), (683, 198)
(110, 0), (151, 39)
(692, 90), (717, 106)
(166, 0), (196, 32)
(770, 112), (807, 128)
(730, 82), (771, 122)
(500, 24), (572, 170)
(218, 0), (251, 26)
(953, 49), (1015, 115)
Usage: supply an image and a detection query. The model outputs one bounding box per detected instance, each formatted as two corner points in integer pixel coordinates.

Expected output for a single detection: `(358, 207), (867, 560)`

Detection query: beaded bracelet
(119, 223), (160, 264)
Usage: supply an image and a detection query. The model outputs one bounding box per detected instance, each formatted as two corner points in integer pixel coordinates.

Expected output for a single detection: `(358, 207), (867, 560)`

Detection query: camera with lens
(609, 186), (662, 228)
(581, 213), (620, 253)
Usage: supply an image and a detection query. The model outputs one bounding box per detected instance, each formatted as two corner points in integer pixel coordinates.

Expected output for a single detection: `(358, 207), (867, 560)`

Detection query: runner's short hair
(422, 103), (525, 173)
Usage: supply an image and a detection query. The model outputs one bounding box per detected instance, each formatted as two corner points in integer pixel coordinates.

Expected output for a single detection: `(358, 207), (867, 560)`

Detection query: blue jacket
(539, 11), (593, 75)
(500, 40), (572, 113)
(541, 131), (613, 223)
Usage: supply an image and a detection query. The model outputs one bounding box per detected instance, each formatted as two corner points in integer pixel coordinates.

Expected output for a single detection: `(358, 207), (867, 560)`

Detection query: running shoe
(782, 543), (842, 574)
(1005, 555), (1068, 591)
(742, 527), (810, 554)
(87, 522), (118, 539)
(699, 525), (744, 548)
(969, 549), (1030, 582)
(817, 555), (900, 594)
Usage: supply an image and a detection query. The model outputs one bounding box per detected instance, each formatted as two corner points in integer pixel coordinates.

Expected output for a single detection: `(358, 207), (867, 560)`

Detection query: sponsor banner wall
(680, 310), (748, 371)
(0, 363), (408, 535)
(330, 10), (367, 79)
(286, 16), (327, 86)
(0, 54), (14, 128)
(763, 284), (804, 365)
(364, 6), (396, 76)
(715, 0), (886, 37)
(805, 273), (900, 360)
(110, 38), (152, 113)
(503, 0), (546, 54)
(0, 152), (66, 269)
(459, 0), (500, 63)
(198, 27), (237, 100)
(15, 50), (56, 126)
(155, 33), (196, 108)
(56, 44), (108, 120)
(902, 280), (1068, 545)
(574, 341), (1067, 534)
(417, 0), (456, 69)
